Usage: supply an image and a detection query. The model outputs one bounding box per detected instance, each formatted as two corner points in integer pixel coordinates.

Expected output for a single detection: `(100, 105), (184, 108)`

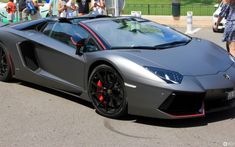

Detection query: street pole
(114, 0), (119, 16)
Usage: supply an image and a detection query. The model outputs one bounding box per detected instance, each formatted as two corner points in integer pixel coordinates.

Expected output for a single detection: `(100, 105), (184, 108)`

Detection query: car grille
(159, 92), (205, 116)
(159, 89), (235, 117)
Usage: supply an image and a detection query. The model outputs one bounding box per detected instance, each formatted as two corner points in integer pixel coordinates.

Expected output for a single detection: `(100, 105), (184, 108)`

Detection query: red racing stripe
(79, 22), (106, 50)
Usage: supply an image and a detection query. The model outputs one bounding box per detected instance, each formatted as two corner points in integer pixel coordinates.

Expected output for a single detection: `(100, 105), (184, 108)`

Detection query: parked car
(212, 2), (226, 32)
(0, 2), (50, 23)
(1, 15), (235, 119)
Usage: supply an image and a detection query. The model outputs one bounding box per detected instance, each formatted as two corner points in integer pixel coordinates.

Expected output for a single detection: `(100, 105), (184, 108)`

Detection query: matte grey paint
(1, 18), (235, 119)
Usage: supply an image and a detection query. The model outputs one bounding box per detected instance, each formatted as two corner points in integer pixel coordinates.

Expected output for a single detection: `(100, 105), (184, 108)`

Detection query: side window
(84, 38), (99, 52)
(50, 23), (73, 46)
(41, 22), (54, 36)
(49, 22), (90, 49)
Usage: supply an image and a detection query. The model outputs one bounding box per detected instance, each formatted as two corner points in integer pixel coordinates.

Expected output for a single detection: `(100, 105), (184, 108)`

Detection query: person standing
(36, 0), (44, 18)
(5, 0), (16, 23)
(58, 0), (67, 17)
(215, 0), (235, 56)
(77, 0), (91, 16)
(66, 0), (77, 17)
(91, 0), (105, 15)
(16, 0), (27, 21)
(30, 0), (44, 20)
(49, 0), (61, 16)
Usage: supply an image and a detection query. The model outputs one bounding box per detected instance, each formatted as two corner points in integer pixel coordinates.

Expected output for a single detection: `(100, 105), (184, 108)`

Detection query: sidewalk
(142, 15), (212, 28)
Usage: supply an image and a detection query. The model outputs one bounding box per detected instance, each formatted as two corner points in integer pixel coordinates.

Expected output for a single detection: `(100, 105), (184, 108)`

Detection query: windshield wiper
(154, 40), (190, 49)
(111, 46), (157, 50)
(111, 40), (191, 50)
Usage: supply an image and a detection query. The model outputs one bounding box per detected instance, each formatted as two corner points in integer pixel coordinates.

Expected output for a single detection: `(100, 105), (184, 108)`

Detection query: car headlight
(144, 66), (183, 84)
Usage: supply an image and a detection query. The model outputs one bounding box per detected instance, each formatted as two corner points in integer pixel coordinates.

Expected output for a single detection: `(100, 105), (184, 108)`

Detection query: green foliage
(124, 0), (220, 16)
(125, 0), (219, 5)
(0, 0), (220, 4)
(0, 0), (8, 2)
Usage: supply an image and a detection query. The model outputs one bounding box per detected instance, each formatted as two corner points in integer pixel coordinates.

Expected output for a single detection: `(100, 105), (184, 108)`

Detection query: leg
(228, 41), (235, 57)
(19, 11), (22, 21)
(226, 42), (230, 52)
(22, 8), (28, 21)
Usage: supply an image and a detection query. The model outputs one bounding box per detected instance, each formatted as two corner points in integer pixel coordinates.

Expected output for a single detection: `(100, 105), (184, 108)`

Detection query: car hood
(115, 38), (233, 76)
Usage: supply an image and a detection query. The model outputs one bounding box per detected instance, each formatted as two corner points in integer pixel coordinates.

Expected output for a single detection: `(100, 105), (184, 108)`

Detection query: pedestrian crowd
(4, 0), (106, 23)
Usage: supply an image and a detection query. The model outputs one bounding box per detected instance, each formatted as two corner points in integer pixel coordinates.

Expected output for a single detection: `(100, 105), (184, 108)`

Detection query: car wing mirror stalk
(76, 45), (85, 56)
(70, 35), (86, 56)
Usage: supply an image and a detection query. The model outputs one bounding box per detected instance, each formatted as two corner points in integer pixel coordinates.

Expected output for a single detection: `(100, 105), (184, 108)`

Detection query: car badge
(223, 74), (230, 80)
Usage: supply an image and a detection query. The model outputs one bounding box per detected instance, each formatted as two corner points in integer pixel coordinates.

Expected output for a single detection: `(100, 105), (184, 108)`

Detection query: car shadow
(130, 108), (235, 128)
(14, 79), (94, 109)
(12, 80), (235, 128)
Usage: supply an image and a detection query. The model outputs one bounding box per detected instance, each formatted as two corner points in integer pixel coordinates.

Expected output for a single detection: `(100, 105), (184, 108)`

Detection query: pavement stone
(142, 15), (212, 28)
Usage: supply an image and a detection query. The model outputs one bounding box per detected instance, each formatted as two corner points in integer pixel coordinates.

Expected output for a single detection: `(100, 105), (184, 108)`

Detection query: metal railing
(123, 4), (216, 16)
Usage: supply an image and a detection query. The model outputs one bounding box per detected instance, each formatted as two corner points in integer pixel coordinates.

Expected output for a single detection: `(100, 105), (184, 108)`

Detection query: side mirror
(70, 34), (86, 55)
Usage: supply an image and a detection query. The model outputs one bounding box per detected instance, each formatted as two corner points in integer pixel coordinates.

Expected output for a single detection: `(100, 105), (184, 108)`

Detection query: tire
(0, 44), (12, 82)
(213, 26), (219, 33)
(88, 64), (127, 118)
(212, 27), (217, 33)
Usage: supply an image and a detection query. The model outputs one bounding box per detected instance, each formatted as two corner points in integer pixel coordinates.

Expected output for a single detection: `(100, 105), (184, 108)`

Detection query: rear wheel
(88, 65), (127, 118)
(0, 45), (12, 82)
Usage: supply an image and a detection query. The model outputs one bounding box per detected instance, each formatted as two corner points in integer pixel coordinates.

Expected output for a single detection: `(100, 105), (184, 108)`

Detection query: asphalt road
(0, 28), (235, 147)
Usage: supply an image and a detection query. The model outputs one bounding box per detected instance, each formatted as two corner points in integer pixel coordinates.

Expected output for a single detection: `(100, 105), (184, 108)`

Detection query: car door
(34, 21), (90, 94)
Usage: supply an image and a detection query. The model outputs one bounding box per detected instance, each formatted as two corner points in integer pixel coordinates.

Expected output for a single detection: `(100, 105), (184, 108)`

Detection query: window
(86, 18), (191, 49)
(42, 22), (89, 49)
(84, 38), (99, 52)
(42, 22), (54, 36)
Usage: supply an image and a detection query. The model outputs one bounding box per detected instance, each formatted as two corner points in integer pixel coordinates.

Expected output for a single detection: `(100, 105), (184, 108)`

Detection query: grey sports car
(1, 15), (235, 119)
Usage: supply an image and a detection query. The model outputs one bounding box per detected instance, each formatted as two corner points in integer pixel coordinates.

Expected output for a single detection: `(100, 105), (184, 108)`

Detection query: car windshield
(85, 18), (191, 49)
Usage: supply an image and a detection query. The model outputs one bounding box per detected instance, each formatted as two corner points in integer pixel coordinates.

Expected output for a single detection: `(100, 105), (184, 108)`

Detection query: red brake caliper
(97, 80), (104, 102)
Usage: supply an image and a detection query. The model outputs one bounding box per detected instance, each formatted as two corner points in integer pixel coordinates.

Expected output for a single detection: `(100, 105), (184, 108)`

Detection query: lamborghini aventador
(0, 15), (235, 119)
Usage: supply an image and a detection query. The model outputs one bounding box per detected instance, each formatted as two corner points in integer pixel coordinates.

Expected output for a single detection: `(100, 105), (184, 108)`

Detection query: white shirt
(92, 1), (103, 15)
(50, 0), (59, 16)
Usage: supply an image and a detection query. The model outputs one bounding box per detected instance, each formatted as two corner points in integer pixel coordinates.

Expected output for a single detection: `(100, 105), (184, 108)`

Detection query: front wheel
(88, 65), (127, 118)
(0, 44), (12, 82)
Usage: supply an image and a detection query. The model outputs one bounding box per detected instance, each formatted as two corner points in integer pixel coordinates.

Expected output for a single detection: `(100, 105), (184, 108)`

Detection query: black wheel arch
(0, 41), (15, 77)
(87, 60), (124, 84)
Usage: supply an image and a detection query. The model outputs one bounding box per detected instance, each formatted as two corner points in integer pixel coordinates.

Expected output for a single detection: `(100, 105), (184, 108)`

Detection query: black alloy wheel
(0, 45), (12, 81)
(88, 65), (127, 118)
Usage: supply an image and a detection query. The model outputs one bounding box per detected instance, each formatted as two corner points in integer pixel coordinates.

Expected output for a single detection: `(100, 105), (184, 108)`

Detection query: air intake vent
(159, 92), (205, 116)
(19, 41), (39, 71)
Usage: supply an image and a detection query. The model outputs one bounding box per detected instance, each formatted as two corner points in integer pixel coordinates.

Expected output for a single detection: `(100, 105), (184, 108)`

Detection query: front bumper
(126, 66), (235, 119)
